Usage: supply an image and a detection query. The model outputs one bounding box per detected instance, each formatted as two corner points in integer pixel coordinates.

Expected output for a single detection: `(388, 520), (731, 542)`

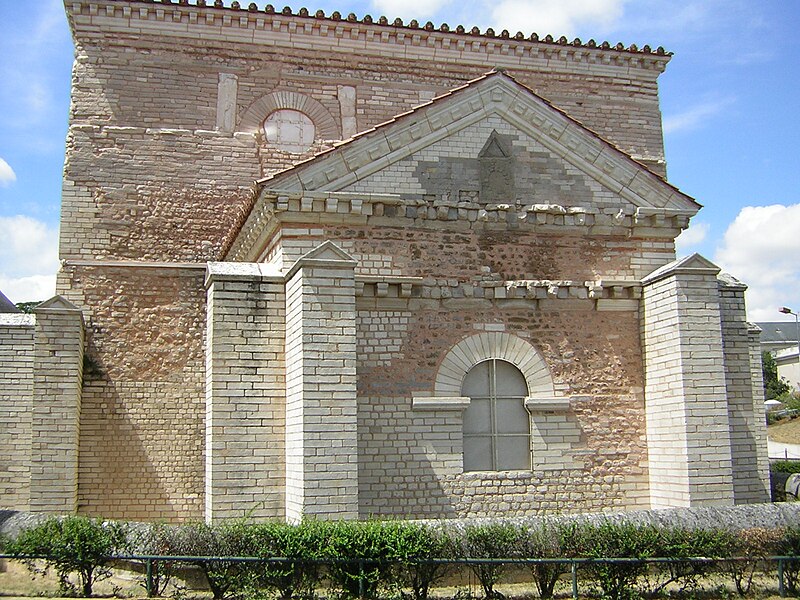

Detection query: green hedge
(4, 516), (800, 599)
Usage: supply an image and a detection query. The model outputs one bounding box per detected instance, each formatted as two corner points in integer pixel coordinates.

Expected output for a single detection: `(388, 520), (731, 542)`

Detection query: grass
(767, 416), (800, 444)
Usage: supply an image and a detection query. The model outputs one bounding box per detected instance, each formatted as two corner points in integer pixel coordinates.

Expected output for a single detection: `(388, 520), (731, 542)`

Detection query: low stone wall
(432, 502), (800, 531)
(3, 503), (800, 543)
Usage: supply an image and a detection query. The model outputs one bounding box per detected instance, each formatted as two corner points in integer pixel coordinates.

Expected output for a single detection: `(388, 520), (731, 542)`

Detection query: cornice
(225, 191), (695, 263)
(67, 0), (672, 72)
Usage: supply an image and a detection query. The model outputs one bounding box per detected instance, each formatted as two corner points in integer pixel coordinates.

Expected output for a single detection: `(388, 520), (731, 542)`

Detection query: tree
(763, 351), (791, 400)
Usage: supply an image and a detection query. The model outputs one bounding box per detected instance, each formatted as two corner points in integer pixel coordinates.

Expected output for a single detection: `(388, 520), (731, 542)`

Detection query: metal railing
(2, 553), (799, 598)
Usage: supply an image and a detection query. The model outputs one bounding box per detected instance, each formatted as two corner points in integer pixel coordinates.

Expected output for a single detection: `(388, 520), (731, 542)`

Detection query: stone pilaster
(30, 297), (85, 514)
(641, 254), (734, 508)
(285, 242), (359, 521)
(205, 263), (286, 522)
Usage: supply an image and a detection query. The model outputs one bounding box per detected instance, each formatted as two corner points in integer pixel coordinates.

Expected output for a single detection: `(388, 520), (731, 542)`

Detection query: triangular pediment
(641, 253), (721, 284)
(227, 71), (702, 261)
(255, 71), (699, 213)
(34, 295), (82, 312)
(299, 240), (355, 263)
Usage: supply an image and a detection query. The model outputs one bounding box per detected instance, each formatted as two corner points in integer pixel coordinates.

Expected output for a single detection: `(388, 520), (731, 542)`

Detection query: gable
(341, 115), (638, 211)
(227, 72), (700, 261)
(257, 72), (699, 213)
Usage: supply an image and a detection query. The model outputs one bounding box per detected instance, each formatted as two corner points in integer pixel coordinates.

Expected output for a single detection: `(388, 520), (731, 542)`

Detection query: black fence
(3, 553), (800, 598)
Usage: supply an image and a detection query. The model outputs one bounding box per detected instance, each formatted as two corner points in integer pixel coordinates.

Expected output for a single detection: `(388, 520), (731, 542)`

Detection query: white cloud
(0, 274), (57, 305)
(370, 0), (452, 19)
(0, 157), (16, 187)
(0, 215), (59, 303)
(663, 98), (734, 135)
(488, 0), (627, 38)
(675, 220), (709, 254)
(714, 204), (800, 321)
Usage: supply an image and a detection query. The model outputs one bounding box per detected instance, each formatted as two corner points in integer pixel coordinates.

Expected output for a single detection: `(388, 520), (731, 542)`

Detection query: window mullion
(489, 359), (498, 471)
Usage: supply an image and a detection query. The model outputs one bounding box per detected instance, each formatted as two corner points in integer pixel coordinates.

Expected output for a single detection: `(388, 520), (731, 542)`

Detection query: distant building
(0, 290), (20, 314)
(0, 0), (770, 522)
(756, 322), (800, 354)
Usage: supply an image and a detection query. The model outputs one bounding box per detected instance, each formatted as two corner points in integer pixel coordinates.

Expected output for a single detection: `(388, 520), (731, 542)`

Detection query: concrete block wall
(0, 315), (35, 510)
(285, 247), (359, 521)
(29, 299), (85, 514)
(717, 279), (770, 503)
(642, 256), (734, 509)
(205, 265), (287, 522)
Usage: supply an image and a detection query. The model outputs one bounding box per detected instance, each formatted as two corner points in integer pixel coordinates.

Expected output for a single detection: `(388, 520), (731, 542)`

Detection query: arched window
(263, 109), (316, 154)
(461, 359), (530, 471)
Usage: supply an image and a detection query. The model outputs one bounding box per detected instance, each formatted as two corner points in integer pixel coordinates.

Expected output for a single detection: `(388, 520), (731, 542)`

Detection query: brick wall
(285, 248), (359, 521)
(59, 265), (207, 521)
(356, 299), (649, 517)
(0, 316), (35, 510)
(29, 300), (85, 514)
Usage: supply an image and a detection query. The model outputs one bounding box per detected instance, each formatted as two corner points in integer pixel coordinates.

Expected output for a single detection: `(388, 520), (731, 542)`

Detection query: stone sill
(412, 396), (471, 411)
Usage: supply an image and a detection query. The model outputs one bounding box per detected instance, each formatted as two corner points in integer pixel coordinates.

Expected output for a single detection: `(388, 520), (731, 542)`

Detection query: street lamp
(779, 307), (800, 390)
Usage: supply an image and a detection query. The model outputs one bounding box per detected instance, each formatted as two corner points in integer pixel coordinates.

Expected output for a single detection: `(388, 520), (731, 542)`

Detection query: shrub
(170, 520), (255, 600)
(246, 520), (326, 600)
(459, 522), (520, 599)
(322, 520), (404, 599)
(777, 526), (800, 594)
(5, 515), (126, 597)
(389, 523), (455, 600)
(126, 522), (177, 597)
(772, 460), (800, 474)
(579, 521), (659, 600)
(650, 527), (734, 595)
(720, 527), (781, 596)
(518, 521), (578, 599)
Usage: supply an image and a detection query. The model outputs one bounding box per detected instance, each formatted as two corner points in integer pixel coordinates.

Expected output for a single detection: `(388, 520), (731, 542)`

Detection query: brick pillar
(718, 275), (770, 503)
(205, 263), (286, 522)
(285, 242), (358, 521)
(641, 254), (734, 508)
(30, 296), (85, 513)
(749, 323), (771, 497)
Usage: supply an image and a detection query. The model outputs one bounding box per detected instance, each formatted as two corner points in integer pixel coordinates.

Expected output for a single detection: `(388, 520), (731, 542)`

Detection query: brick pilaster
(285, 242), (359, 521)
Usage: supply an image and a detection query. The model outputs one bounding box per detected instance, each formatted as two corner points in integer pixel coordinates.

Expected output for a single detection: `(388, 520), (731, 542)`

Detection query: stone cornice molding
(524, 396), (573, 411)
(67, 1), (671, 72)
(205, 261), (283, 288)
(411, 396), (471, 411)
(225, 192), (695, 263)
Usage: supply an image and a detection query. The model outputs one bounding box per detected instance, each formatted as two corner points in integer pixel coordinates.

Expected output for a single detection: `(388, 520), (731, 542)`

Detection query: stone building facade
(0, 0), (769, 522)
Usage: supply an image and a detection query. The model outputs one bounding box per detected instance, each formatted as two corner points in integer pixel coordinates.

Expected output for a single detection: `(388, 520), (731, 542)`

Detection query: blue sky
(0, 0), (798, 321)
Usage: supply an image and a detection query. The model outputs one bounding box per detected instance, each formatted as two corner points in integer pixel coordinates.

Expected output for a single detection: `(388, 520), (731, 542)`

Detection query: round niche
(263, 109), (315, 154)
